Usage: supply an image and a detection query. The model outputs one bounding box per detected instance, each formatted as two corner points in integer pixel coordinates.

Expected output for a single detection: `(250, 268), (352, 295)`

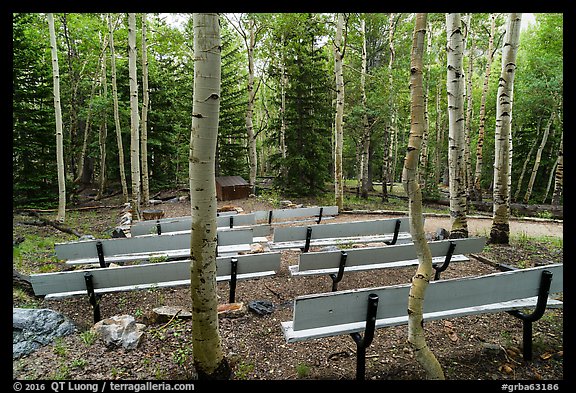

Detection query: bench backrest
(297, 237), (486, 273)
(288, 264), (563, 336)
(253, 206), (338, 223)
(30, 252), (282, 296)
(55, 228), (254, 261)
(273, 217), (410, 243)
(131, 213), (257, 236)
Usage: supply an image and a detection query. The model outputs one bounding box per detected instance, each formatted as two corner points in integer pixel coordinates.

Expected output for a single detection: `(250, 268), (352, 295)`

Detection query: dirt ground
(12, 193), (564, 382)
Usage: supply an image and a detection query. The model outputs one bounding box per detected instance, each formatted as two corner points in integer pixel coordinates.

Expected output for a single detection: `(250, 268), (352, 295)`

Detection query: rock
(247, 300), (275, 316)
(111, 227), (126, 238)
(142, 210), (165, 220)
(435, 227), (450, 240)
(217, 302), (246, 318)
(146, 306), (192, 324)
(13, 308), (77, 359)
(79, 234), (96, 241)
(92, 315), (145, 350)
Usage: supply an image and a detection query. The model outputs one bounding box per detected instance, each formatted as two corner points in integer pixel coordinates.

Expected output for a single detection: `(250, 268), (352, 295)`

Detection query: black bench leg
(349, 293), (379, 380)
(507, 270), (553, 361)
(84, 272), (101, 323)
(384, 219), (401, 246)
(228, 258), (238, 303)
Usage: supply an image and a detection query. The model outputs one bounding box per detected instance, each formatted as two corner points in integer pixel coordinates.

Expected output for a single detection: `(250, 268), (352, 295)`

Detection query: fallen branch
(24, 211), (84, 238)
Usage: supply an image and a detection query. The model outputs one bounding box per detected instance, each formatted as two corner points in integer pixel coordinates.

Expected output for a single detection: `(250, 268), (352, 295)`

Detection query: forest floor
(12, 187), (565, 384)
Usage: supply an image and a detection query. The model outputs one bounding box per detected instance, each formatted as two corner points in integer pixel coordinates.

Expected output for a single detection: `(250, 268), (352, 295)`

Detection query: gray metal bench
(291, 237), (487, 291)
(271, 217), (413, 252)
(253, 205), (339, 225)
(31, 251), (282, 323)
(281, 263), (563, 380)
(55, 227), (263, 266)
(130, 212), (261, 236)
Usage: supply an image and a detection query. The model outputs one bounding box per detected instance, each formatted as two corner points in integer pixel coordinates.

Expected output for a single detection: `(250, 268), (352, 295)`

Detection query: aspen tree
(473, 14), (496, 202)
(403, 13), (445, 380)
(446, 13), (468, 238)
(48, 13), (66, 223)
(360, 15), (371, 199)
(189, 13), (230, 379)
(333, 12), (345, 210)
(490, 13), (522, 244)
(108, 14), (129, 203)
(140, 13), (150, 205)
(128, 13), (141, 221)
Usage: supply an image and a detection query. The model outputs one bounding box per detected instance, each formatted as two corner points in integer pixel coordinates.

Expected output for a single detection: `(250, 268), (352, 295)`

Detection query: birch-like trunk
(387, 13), (397, 194)
(523, 110), (554, 203)
(360, 16), (371, 199)
(246, 17), (258, 192)
(463, 14), (474, 199)
(74, 71), (98, 185)
(418, 21), (432, 189)
(108, 14), (129, 203)
(472, 13), (496, 202)
(434, 85), (442, 185)
(490, 13), (522, 245)
(403, 13), (444, 380)
(189, 13), (230, 380)
(446, 13), (468, 238)
(333, 13), (345, 211)
(128, 13), (141, 221)
(551, 130), (563, 206)
(97, 36), (108, 200)
(48, 13), (66, 223)
(513, 124), (538, 202)
(140, 13), (150, 205)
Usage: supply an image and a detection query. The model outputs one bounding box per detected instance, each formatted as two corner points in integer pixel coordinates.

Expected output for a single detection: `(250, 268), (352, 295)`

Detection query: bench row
(55, 217), (414, 266)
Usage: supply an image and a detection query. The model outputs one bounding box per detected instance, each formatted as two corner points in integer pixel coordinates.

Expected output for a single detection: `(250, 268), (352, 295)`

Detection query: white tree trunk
(360, 16), (371, 199)
(48, 13), (66, 223)
(189, 13), (229, 379)
(490, 13), (522, 244)
(245, 17), (258, 192)
(404, 13), (445, 380)
(551, 130), (563, 206)
(523, 110), (554, 203)
(140, 13), (150, 205)
(446, 13), (468, 238)
(128, 13), (141, 221)
(333, 13), (345, 210)
(108, 13), (129, 203)
(472, 13), (496, 202)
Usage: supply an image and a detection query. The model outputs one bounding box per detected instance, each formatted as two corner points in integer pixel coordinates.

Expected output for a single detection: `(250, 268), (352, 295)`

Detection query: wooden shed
(216, 176), (251, 201)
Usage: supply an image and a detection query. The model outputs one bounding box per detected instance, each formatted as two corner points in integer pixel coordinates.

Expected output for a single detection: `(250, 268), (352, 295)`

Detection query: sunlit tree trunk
(189, 13), (230, 380)
(128, 13), (141, 220)
(418, 21), (432, 189)
(108, 13), (129, 203)
(360, 16), (371, 199)
(387, 13), (397, 194)
(472, 13), (496, 202)
(48, 13), (66, 223)
(333, 12), (345, 210)
(551, 130), (563, 206)
(245, 16), (258, 191)
(446, 13), (468, 238)
(463, 14), (474, 200)
(140, 13), (150, 205)
(523, 110), (554, 204)
(403, 13), (445, 380)
(513, 124), (538, 202)
(490, 13), (522, 245)
(97, 32), (109, 201)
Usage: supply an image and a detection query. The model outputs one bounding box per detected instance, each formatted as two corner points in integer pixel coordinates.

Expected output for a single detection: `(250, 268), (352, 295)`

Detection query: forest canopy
(12, 13), (563, 207)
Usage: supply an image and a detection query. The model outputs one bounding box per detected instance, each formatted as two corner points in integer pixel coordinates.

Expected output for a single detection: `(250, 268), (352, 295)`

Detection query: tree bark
(446, 13), (468, 238)
(108, 14), (129, 203)
(97, 36), (109, 200)
(403, 13), (445, 380)
(551, 130), (563, 206)
(360, 16), (371, 199)
(472, 14), (496, 202)
(189, 13), (230, 380)
(523, 110), (554, 203)
(490, 13), (522, 245)
(48, 13), (67, 223)
(245, 16), (258, 192)
(128, 13), (141, 221)
(333, 13), (345, 211)
(140, 13), (150, 205)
